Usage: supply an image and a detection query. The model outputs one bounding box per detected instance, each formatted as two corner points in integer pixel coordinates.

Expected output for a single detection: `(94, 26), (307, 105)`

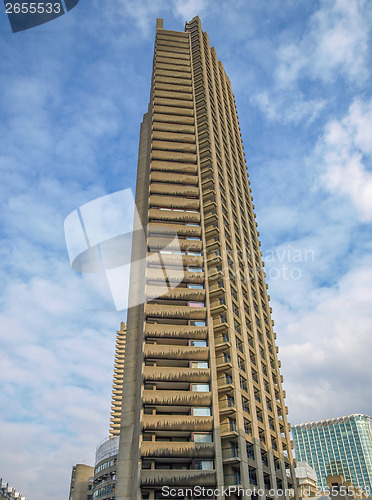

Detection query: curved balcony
(142, 389), (211, 406)
(143, 366), (210, 383)
(144, 344), (208, 360)
(142, 415), (213, 432)
(141, 441), (214, 458)
(95, 436), (119, 465)
(140, 469), (216, 487)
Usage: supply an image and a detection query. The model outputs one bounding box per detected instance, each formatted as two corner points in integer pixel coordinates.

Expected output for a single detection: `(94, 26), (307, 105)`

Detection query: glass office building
(292, 414), (372, 493)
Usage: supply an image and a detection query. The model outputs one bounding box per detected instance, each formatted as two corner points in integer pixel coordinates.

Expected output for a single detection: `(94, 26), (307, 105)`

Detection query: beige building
(109, 322), (126, 437)
(294, 462), (318, 498)
(116, 16), (297, 499)
(68, 464), (93, 500)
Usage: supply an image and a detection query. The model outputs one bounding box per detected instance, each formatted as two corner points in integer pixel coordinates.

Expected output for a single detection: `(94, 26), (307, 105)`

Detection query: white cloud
(278, 261), (372, 424)
(317, 98), (372, 221)
(252, 90), (327, 124)
(251, 0), (371, 123)
(277, 0), (371, 86)
(171, 0), (209, 21)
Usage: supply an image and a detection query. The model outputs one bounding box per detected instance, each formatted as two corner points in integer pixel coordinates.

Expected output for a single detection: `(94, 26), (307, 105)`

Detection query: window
(191, 361), (209, 368)
(194, 460), (214, 470)
(192, 384), (210, 392)
(193, 433), (212, 443)
(192, 407), (211, 416)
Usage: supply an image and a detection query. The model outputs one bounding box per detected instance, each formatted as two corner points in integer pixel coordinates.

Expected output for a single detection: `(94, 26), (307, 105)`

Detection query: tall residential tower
(117, 17), (297, 499)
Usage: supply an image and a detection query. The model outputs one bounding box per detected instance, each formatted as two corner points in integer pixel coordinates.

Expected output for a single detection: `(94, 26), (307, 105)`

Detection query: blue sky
(1, 0), (372, 498)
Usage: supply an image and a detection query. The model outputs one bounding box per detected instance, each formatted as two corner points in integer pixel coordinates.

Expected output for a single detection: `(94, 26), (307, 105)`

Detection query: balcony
(140, 469), (216, 487)
(143, 366), (209, 383)
(150, 160), (197, 175)
(143, 344), (209, 361)
(144, 324), (208, 340)
(141, 441), (215, 458)
(144, 304), (206, 320)
(146, 286), (205, 302)
(222, 445), (240, 463)
(146, 268), (204, 284)
(147, 236), (202, 253)
(149, 194), (199, 210)
(142, 414), (213, 432)
(142, 389), (211, 407)
(148, 222), (201, 238)
(150, 171), (198, 186)
(150, 182), (199, 197)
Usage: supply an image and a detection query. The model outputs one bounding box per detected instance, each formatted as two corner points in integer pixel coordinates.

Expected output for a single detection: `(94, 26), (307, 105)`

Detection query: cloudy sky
(1, 0), (372, 498)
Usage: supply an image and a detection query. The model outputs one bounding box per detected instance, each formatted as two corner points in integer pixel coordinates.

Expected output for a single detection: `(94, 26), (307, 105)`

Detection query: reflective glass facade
(292, 414), (372, 492)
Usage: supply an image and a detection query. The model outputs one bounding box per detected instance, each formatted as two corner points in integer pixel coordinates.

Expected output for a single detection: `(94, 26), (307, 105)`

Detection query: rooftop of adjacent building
(0, 479), (27, 500)
(95, 436), (120, 465)
(293, 414), (371, 430)
(295, 461), (318, 482)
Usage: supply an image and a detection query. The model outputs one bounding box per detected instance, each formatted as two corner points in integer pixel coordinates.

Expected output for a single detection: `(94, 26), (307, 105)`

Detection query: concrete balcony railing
(153, 104), (194, 119)
(144, 304), (206, 320)
(146, 286), (205, 302)
(144, 324), (208, 340)
(148, 222), (201, 238)
(140, 469), (216, 487)
(146, 252), (203, 268)
(147, 236), (203, 253)
(148, 208), (200, 223)
(142, 389), (211, 407)
(150, 159), (197, 174)
(146, 268), (204, 284)
(150, 194), (199, 210)
(143, 366), (210, 383)
(152, 110), (194, 126)
(150, 172), (198, 186)
(143, 344), (208, 361)
(149, 183), (199, 197)
(141, 441), (215, 458)
(142, 415), (213, 432)
(151, 149), (197, 164)
(151, 139), (197, 154)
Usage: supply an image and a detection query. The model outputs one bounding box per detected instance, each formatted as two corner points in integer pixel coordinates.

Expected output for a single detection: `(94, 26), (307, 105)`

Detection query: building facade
(117, 17), (297, 499)
(293, 462), (318, 498)
(109, 322), (126, 437)
(68, 465), (93, 500)
(292, 414), (372, 494)
(92, 437), (119, 500)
